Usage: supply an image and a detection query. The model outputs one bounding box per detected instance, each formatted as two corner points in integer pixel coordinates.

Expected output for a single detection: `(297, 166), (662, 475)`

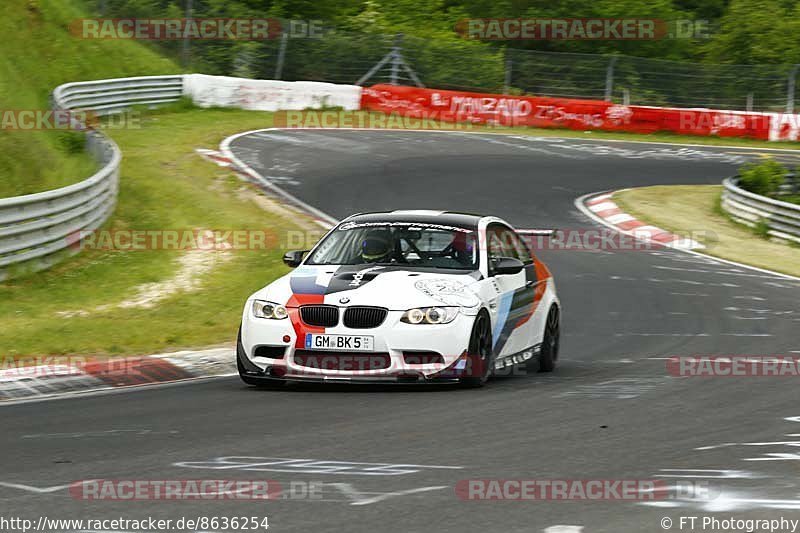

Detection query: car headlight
(252, 300), (288, 320)
(401, 306), (459, 324)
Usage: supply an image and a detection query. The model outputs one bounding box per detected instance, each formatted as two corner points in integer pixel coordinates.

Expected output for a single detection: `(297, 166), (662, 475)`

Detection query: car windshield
(307, 221), (479, 269)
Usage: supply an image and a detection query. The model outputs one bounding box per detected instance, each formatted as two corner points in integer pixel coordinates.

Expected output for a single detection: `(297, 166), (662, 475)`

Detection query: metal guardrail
(0, 75), (184, 280)
(777, 174), (800, 196)
(52, 75), (184, 116)
(721, 177), (800, 244)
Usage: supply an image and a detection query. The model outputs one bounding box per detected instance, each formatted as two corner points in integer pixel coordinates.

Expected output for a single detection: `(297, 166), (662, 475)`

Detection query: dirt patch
(57, 230), (233, 318)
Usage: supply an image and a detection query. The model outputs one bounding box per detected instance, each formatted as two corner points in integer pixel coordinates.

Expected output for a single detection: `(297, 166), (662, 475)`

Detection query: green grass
(615, 185), (800, 278)
(0, 0), (179, 197)
(0, 107), (312, 357)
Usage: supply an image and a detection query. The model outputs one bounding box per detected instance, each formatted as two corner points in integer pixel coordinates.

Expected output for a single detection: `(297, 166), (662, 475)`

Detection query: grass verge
(614, 185), (800, 278)
(0, 0), (179, 198)
(0, 107), (317, 358)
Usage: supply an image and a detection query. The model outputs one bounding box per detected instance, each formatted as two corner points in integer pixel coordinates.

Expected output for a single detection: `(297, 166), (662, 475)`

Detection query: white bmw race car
(237, 210), (560, 387)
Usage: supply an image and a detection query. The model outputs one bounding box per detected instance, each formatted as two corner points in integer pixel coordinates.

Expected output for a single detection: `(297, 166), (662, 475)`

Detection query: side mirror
(283, 250), (308, 267)
(491, 256), (524, 276)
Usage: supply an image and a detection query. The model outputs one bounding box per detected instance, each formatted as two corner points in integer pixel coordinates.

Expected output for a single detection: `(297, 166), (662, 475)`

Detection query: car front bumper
(240, 304), (476, 382)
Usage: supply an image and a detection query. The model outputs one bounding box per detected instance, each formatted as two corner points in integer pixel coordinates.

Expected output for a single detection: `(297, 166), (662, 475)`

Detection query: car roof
(342, 210), (485, 229)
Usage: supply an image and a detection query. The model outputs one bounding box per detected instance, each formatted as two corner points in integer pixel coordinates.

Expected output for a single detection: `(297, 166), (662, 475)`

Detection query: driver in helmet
(449, 231), (476, 266)
(360, 228), (393, 263)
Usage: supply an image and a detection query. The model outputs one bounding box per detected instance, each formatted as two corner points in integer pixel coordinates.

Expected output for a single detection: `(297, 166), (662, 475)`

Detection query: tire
(537, 306), (560, 373)
(459, 311), (494, 388)
(237, 326), (286, 389)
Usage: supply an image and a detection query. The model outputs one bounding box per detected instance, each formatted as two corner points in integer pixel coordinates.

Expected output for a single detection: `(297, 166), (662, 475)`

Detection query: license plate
(305, 334), (374, 352)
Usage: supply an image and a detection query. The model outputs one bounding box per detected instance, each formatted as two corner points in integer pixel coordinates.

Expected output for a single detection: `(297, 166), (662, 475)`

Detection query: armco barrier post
(275, 32), (288, 80)
(503, 55), (512, 95)
(182, 0), (194, 68)
(357, 33), (423, 87)
(604, 56), (617, 102)
(390, 33), (404, 85)
(788, 64), (800, 114)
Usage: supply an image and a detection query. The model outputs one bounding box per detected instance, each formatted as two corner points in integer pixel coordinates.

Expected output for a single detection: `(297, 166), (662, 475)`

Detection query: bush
(56, 131), (86, 155)
(753, 218), (771, 239)
(738, 159), (787, 197)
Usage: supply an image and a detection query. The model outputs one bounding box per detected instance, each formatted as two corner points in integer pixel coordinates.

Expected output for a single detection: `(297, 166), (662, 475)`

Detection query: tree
(704, 0), (800, 64)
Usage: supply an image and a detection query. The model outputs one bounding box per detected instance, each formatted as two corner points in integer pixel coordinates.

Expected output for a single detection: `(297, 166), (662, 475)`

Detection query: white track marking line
(349, 485), (448, 506)
(616, 333), (772, 337)
(174, 457), (463, 476)
(0, 374), (237, 408)
(326, 483), (448, 506)
(654, 264), (788, 280)
(0, 481), (76, 493)
(655, 469), (757, 479)
(615, 333), (710, 337)
(248, 128), (800, 153)
(221, 130), (340, 226)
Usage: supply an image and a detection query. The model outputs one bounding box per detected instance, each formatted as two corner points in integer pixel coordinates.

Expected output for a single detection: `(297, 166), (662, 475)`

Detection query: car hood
(254, 264), (483, 310)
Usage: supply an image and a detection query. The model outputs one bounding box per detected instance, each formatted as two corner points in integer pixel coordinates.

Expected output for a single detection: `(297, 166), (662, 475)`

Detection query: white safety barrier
(182, 74), (362, 111)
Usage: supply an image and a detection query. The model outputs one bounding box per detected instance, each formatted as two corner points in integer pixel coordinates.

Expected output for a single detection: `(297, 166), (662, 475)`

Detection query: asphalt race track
(3, 131), (800, 532)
